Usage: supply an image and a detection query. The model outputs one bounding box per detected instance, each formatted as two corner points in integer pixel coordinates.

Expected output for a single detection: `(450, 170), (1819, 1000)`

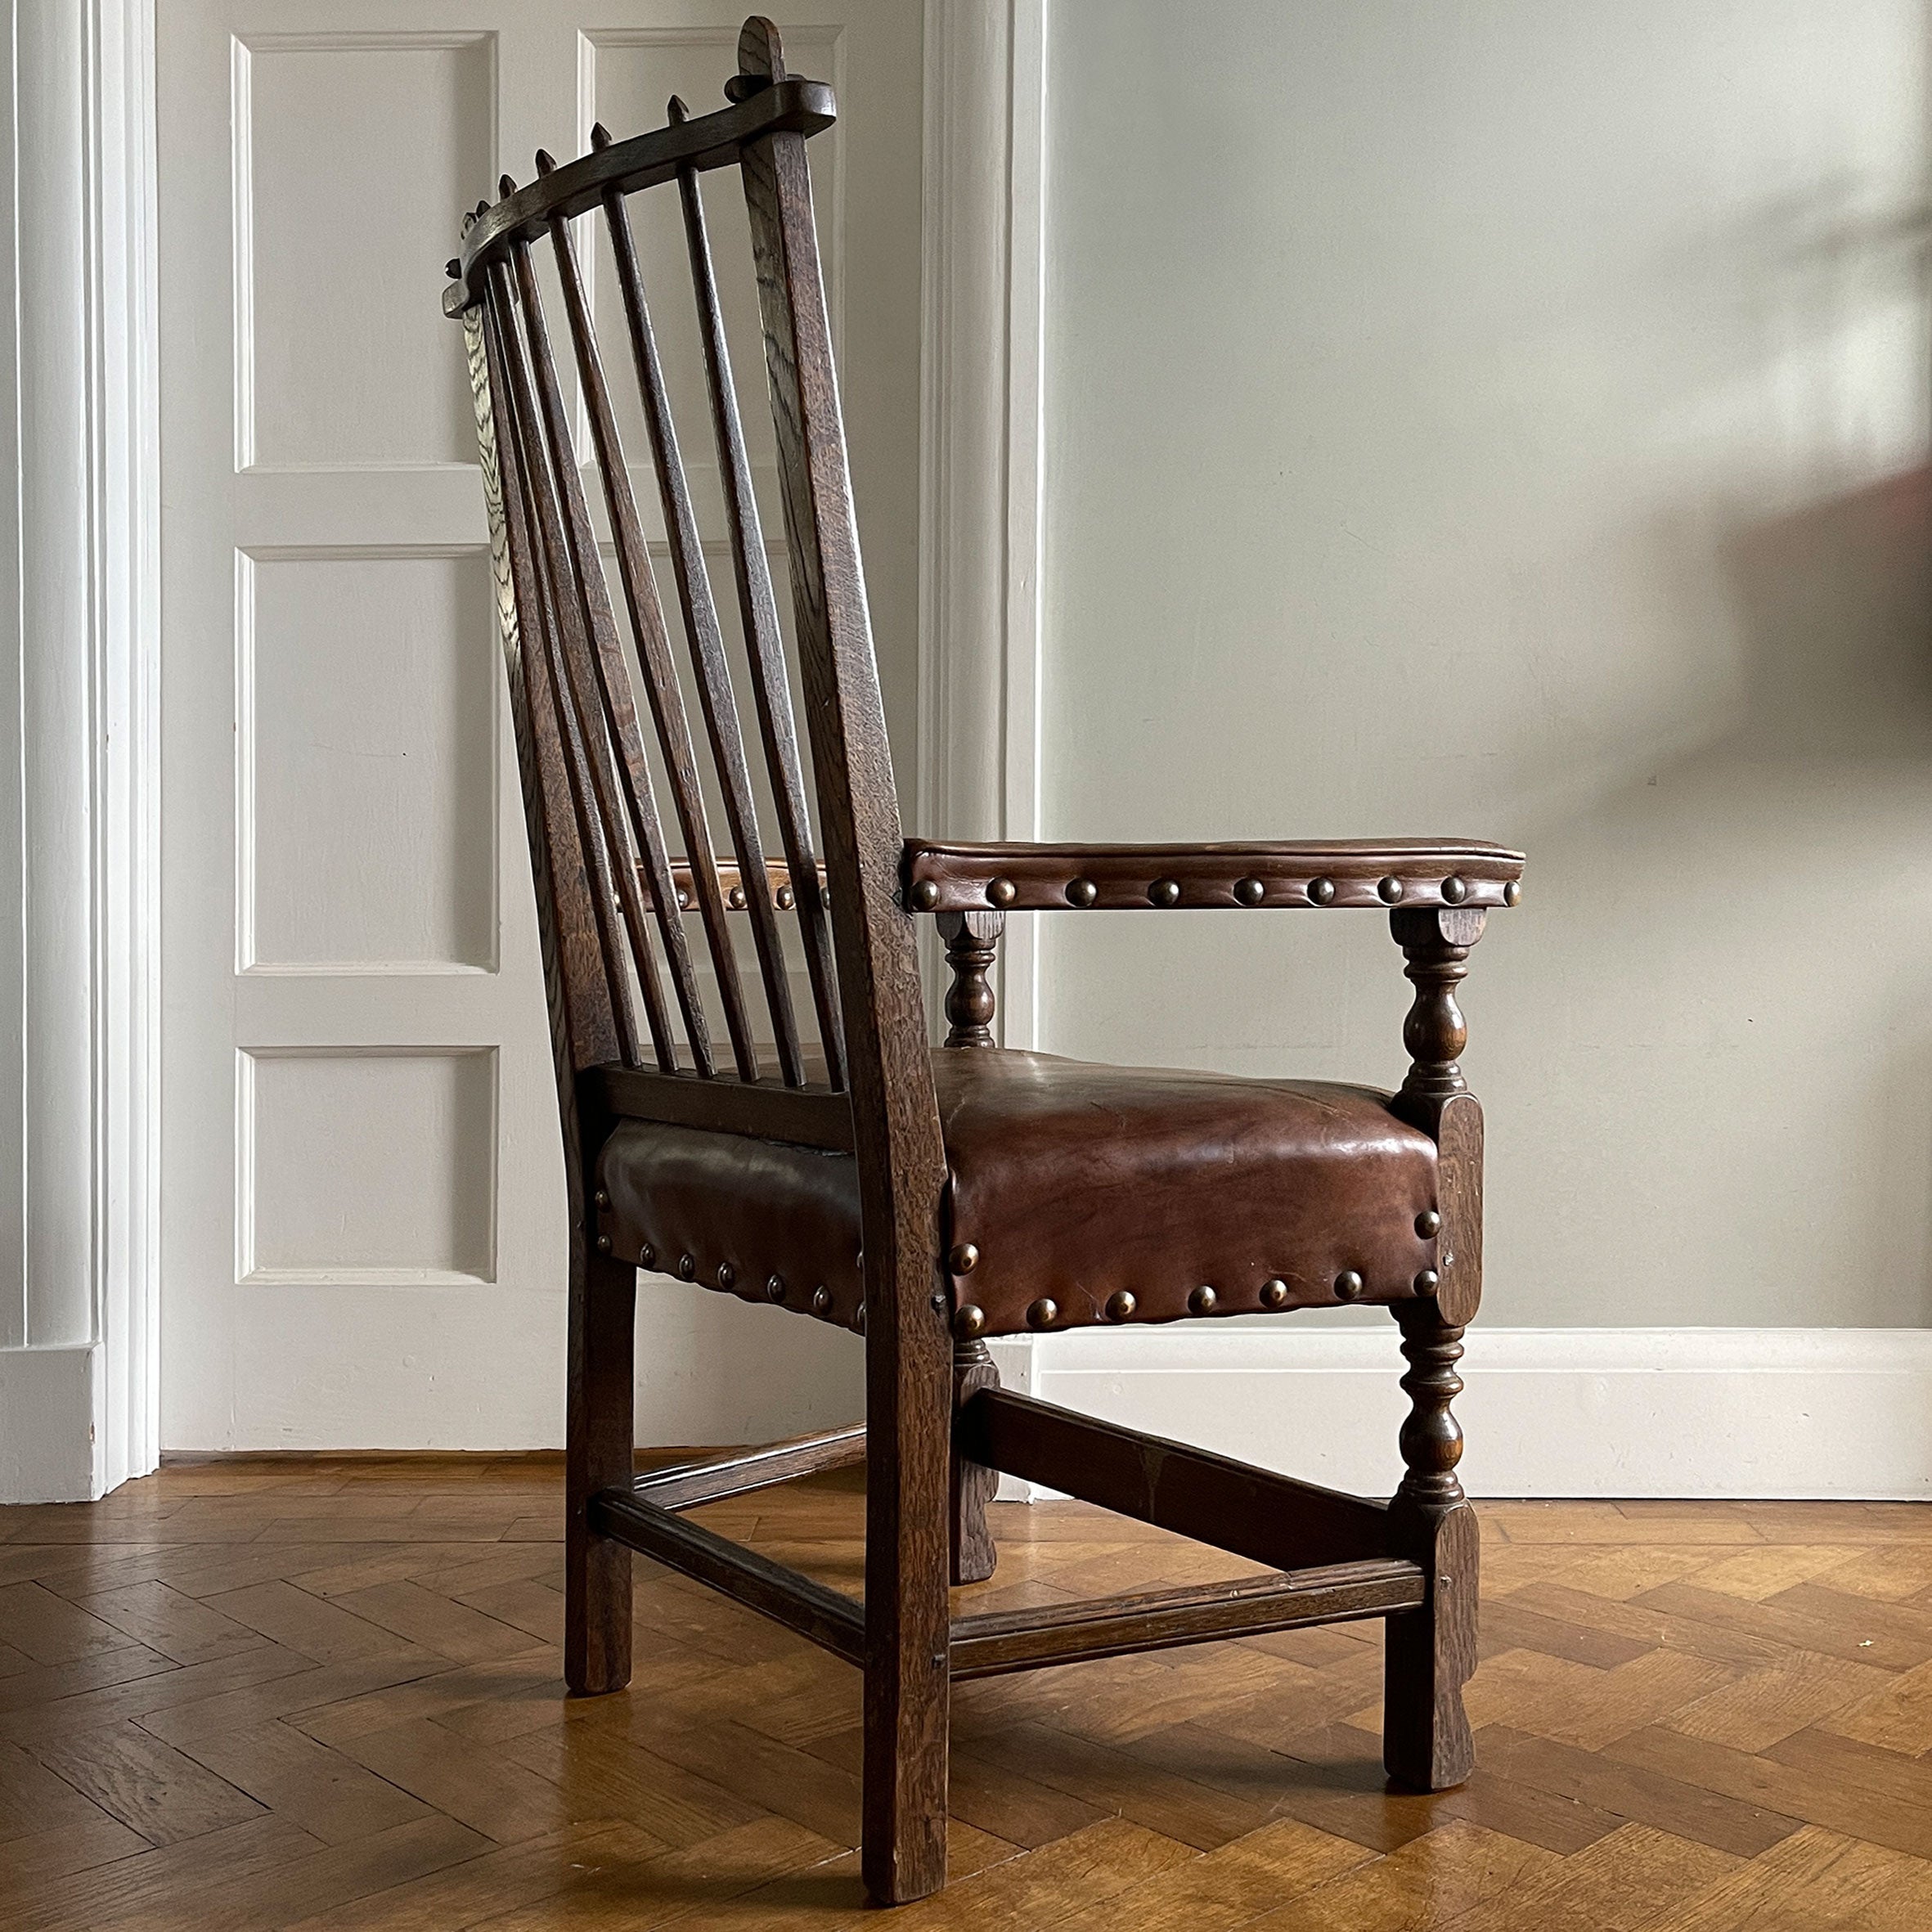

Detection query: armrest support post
(1391, 905), (1485, 1111)
(936, 910), (1004, 1049)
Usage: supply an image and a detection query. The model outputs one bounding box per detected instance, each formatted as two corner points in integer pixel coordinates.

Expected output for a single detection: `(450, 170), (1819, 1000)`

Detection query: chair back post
(734, 18), (950, 1899)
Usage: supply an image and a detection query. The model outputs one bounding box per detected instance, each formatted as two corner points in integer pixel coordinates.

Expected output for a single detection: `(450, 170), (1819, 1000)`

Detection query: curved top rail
(443, 76), (836, 318)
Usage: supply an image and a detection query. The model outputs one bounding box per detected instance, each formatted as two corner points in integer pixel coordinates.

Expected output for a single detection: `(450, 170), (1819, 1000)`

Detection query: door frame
(0, 0), (162, 1502)
(5, 0), (1033, 1498)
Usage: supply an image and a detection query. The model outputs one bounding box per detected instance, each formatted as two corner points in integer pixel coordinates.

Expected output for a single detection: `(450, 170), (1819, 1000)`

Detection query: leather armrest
(902, 838), (1524, 914)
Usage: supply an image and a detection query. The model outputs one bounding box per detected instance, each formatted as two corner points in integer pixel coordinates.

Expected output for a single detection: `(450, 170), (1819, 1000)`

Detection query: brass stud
(987, 876), (1017, 909)
(1233, 877), (1265, 906)
(1441, 874), (1467, 904)
(1416, 1209), (1442, 1239)
(766, 1273), (786, 1303)
(953, 1303), (986, 1340)
(950, 1242), (979, 1275)
(1105, 1290), (1137, 1323)
(1414, 1269), (1440, 1296)
(1148, 878), (1181, 907)
(594, 1188), (609, 1209)
(728, 885), (748, 910)
(1188, 1284), (1218, 1315)
(1260, 1278), (1290, 1309)
(677, 1253), (696, 1280)
(717, 1263), (735, 1291)
(676, 889), (691, 910)
(595, 1233), (612, 1253)
(1066, 878), (1098, 907)
(1334, 1269), (1364, 1301)
(1377, 876), (1404, 904)
(854, 1303), (866, 1334)
(821, 883), (833, 907)
(1308, 877), (1336, 905)
(910, 878), (939, 911)
(1027, 1296), (1058, 1329)
(811, 1286), (832, 1315)
(776, 883), (795, 910)
(640, 1243), (655, 1269)
(1503, 879), (1523, 908)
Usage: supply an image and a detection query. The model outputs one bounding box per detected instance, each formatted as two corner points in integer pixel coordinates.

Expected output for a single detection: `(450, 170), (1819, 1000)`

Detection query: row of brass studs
(674, 882), (824, 912)
(911, 875), (1523, 912)
(950, 1268), (1439, 1337)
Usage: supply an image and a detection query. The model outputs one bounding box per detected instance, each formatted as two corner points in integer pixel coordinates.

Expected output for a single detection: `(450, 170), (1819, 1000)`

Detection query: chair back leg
(566, 1235), (638, 1695)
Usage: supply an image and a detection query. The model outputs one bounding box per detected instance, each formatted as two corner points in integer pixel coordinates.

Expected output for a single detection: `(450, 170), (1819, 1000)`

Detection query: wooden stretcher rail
(947, 1559), (1427, 1679)
(632, 1426), (866, 1512)
(956, 1388), (1395, 1570)
(590, 1485), (866, 1665)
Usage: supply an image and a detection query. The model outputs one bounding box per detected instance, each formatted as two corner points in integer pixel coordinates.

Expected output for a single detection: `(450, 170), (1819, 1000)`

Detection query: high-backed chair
(445, 18), (1524, 1905)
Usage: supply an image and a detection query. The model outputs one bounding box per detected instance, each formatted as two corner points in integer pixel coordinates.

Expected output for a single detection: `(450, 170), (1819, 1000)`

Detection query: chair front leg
(1384, 1301), (1477, 1788)
(950, 1336), (1000, 1584)
(1382, 905), (1485, 1790)
(566, 1219), (636, 1696)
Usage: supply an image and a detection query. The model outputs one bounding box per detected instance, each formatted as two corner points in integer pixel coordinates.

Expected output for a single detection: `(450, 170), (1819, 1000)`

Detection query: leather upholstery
(595, 1048), (1440, 1338)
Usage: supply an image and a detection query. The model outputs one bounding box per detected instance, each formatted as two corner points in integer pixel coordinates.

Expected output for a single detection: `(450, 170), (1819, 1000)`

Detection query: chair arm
(902, 838), (1524, 915)
(647, 856), (827, 912)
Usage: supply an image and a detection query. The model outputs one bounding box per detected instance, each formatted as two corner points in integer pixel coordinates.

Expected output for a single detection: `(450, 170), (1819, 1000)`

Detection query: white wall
(1036, 0), (1932, 1332)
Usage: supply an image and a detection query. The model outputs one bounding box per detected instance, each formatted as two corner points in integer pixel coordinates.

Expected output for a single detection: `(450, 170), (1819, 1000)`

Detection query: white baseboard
(0, 1344), (108, 1503)
(1000, 1327), (1932, 1502)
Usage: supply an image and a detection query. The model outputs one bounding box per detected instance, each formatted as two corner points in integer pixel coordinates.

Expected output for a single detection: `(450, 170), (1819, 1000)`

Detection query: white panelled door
(159, 3), (923, 1447)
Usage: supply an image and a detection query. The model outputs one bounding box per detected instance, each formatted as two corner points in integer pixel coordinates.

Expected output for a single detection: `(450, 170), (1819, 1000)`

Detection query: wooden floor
(1, 1463), (1930, 1930)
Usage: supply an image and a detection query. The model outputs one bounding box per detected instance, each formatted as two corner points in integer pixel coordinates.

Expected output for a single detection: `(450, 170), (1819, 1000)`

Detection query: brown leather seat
(595, 1049), (1441, 1337)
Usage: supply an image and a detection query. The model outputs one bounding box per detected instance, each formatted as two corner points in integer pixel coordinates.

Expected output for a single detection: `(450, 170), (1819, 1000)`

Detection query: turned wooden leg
(936, 909), (1003, 1049)
(1383, 1299), (1477, 1790)
(565, 1234), (636, 1695)
(950, 1339), (1000, 1584)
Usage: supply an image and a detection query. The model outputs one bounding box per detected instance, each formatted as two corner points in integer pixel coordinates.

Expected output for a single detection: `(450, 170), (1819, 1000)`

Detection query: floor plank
(0, 1457), (1925, 1927)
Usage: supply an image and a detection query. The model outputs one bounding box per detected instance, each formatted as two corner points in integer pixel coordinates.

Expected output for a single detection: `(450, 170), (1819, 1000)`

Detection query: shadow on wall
(1493, 457), (1932, 1328)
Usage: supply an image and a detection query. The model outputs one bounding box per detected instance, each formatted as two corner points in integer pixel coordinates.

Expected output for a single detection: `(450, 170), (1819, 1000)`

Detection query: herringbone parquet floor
(1, 1458), (1930, 1928)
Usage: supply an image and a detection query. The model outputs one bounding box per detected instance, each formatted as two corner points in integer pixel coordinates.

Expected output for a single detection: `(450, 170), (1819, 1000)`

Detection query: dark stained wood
(957, 1389), (1395, 1570)
(589, 1487), (866, 1666)
(445, 17), (1527, 1906)
(736, 16), (954, 1904)
(446, 76), (836, 312)
(949, 1561), (1427, 1679)
(588, 1064), (854, 1152)
(566, 1225), (635, 1696)
(949, 1341), (999, 1585)
(536, 160), (757, 1083)
(631, 1426), (866, 1511)
(937, 910), (1003, 1049)
(904, 837), (1526, 913)
(481, 289), (651, 1072)
(1383, 1304), (1477, 1791)
(501, 242), (719, 1077)
(674, 99), (847, 1090)
(464, 307), (618, 1079)
(591, 140), (803, 1090)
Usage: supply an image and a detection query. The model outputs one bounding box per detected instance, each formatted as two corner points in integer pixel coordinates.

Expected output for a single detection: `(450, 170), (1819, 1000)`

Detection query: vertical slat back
(589, 130), (808, 1090)
(537, 158), (764, 1081)
(499, 237), (716, 1076)
(450, 21), (932, 1130)
(465, 299), (618, 1078)
(672, 97), (847, 1091)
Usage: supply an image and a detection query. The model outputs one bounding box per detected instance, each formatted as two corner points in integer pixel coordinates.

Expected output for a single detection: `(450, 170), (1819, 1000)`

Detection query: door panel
(160, 2), (921, 1447)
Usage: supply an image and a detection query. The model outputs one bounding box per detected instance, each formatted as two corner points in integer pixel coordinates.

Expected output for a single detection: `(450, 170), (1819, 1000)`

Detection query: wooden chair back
(446, 20), (946, 1279)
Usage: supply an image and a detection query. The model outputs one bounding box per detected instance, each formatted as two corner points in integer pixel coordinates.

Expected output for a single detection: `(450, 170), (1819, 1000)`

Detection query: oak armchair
(446, 19), (1523, 1906)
